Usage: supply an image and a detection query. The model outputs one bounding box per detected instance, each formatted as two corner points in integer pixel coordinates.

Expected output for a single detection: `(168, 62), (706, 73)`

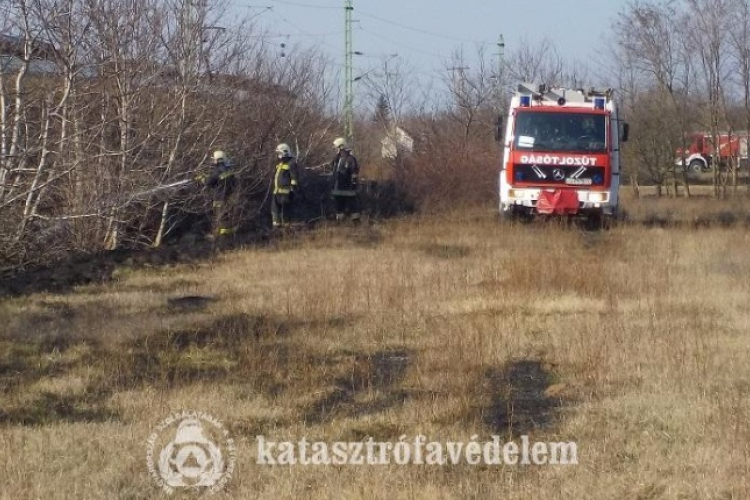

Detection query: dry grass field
(1, 195), (750, 499)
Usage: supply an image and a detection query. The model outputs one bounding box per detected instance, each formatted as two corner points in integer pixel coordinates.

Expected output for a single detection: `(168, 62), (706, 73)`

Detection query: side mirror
(622, 122), (630, 143)
(494, 116), (503, 143)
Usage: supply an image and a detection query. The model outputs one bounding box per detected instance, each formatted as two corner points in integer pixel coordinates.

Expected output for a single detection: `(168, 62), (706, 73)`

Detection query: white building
(381, 126), (414, 159)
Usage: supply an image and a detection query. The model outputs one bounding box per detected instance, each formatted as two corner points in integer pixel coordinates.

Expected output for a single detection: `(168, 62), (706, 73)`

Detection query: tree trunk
(631, 174), (640, 198)
(154, 201), (170, 248)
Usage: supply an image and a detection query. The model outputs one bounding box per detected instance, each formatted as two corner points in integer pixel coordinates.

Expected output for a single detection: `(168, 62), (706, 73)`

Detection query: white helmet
(275, 143), (292, 158)
(333, 137), (347, 150)
(212, 150), (226, 163)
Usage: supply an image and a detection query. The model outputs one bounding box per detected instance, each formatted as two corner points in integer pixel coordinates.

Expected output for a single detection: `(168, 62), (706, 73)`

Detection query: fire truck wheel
(499, 208), (519, 223)
(498, 210), (512, 223)
(689, 160), (704, 173)
(585, 213), (603, 230)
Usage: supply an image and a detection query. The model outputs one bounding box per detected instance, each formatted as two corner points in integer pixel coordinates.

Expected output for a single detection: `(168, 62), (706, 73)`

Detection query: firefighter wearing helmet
(272, 142), (300, 227)
(330, 137), (360, 222)
(199, 149), (238, 239)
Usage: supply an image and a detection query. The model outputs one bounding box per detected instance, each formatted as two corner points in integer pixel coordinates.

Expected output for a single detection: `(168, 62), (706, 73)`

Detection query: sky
(230, 0), (632, 108)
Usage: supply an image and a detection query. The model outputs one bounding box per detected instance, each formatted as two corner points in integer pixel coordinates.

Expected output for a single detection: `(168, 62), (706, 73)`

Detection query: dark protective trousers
(271, 193), (293, 226)
(333, 193), (360, 220)
(212, 200), (239, 236)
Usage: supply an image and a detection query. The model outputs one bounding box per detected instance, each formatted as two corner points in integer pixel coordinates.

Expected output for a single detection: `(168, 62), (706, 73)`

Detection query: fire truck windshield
(513, 111), (606, 153)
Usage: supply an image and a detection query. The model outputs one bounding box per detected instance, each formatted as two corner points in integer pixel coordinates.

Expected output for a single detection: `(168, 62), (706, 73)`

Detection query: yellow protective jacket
(274, 158), (299, 195)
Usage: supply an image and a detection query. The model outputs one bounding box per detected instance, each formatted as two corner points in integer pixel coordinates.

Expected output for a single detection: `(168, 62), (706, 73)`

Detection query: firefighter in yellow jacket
(272, 143), (299, 227)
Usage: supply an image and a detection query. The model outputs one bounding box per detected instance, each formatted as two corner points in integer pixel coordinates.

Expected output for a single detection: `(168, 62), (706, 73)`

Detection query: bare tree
(684, 0), (738, 198)
(727, 0), (750, 192)
(505, 37), (564, 87)
(360, 55), (413, 131)
(0, 0), (339, 268)
(618, 1), (697, 197)
(443, 47), (497, 141)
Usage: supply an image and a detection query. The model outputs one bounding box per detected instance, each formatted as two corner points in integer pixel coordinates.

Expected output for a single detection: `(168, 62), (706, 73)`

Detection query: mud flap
(536, 189), (579, 215)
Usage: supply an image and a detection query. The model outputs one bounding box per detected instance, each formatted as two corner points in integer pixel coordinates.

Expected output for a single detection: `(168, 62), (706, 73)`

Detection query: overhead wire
(357, 8), (494, 47)
(261, 1), (494, 47)
(263, 5), (341, 53)
(257, 0), (494, 54)
(357, 26), (446, 61)
(245, 1), (475, 93)
(267, 0), (339, 10)
(255, 8), (424, 80)
(244, 30), (345, 39)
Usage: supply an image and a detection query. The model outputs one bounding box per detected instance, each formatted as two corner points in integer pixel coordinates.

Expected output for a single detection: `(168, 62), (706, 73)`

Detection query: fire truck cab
(497, 83), (628, 223)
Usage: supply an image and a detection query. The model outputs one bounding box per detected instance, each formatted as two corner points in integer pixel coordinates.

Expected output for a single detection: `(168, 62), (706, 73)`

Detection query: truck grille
(512, 164), (606, 186)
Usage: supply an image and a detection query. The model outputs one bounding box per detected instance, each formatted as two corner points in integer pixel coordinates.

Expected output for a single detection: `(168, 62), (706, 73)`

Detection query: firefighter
(330, 137), (360, 222)
(201, 149), (238, 239)
(272, 143), (299, 227)
(581, 116), (598, 136)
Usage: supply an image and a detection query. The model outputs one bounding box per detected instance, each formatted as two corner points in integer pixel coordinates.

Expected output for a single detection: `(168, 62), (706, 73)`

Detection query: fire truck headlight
(509, 189), (530, 200)
(588, 192), (609, 203)
(508, 189), (539, 200)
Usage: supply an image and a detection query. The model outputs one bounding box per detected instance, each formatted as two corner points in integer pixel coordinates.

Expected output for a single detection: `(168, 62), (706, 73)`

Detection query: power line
(357, 9), (494, 47)
(264, 6), (340, 53)
(358, 26), (446, 60)
(251, 2), (487, 68)
(248, 1), (457, 91)
(255, 2), (494, 55)
(267, 0), (339, 9)
(255, 30), (345, 39)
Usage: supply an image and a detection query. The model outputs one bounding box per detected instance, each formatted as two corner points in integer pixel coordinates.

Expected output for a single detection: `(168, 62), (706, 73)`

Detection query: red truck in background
(677, 132), (749, 172)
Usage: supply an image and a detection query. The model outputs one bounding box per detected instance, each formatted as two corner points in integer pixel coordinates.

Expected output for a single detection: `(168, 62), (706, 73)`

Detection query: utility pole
(496, 34), (505, 114)
(344, 0), (354, 143)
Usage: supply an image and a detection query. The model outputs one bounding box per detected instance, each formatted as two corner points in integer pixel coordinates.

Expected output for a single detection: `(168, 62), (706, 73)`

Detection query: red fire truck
(677, 132), (749, 172)
(497, 83), (629, 223)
